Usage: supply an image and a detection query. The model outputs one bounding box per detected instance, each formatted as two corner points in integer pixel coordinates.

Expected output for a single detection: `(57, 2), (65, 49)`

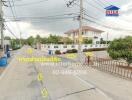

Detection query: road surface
(0, 46), (132, 100)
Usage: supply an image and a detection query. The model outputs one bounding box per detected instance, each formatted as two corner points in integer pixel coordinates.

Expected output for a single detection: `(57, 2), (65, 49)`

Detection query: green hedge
(66, 49), (78, 53)
(55, 50), (61, 55)
(83, 48), (107, 52)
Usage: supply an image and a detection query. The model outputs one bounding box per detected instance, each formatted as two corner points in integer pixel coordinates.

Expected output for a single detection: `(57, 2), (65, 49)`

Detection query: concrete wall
(40, 44), (108, 54)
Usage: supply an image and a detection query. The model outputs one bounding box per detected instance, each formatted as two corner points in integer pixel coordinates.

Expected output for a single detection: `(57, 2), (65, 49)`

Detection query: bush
(83, 48), (107, 52)
(62, 52), (66, 54)
(108, 36), (132, 67)
(83, 39), (93, 44)
(66, 49), (77, 53)
(13, 47), (20, 50)
(55, 50), (61, 55)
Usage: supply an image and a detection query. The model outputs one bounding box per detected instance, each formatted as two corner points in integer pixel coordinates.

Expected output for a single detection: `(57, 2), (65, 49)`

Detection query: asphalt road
(0, 46), (132, 100)
(33, 50), (111, 100)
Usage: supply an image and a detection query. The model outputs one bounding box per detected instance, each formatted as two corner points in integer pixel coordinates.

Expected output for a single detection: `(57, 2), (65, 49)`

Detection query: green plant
(108, 36), (132, 67)
(55, 50), (61, 55)
(83, 39), (93, 44)
(83, 48), (107, 52)
(27, 36), (35, 46)
(66, 49), (77, 53)
(11, 39), (21, 50)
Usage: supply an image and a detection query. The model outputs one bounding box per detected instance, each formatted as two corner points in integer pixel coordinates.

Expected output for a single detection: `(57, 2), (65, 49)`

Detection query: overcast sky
(3, 0), (132, 40)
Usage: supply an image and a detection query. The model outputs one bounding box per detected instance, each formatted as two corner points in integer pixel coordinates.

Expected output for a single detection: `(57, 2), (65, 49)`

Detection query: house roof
(104, 5), (120, 10)
(64, 29), (76, 34)
(64, 26), (104, 34)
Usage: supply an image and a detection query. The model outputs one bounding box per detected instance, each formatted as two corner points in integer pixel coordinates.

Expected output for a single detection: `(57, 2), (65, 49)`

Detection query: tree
(4, 36), (11, 40)
(100, 38), (111, 44)
(47, 35), (61, 44)
(83, 39), (93, 44)
(11, 39), (20, 50)
(21, 39), (27, 45)
(62, 37), (73, 44)
(27, 36), (34, 46)
(36, 35), (41, 43)
(108, 36), (132, 67)
(41, 37), (48, 44)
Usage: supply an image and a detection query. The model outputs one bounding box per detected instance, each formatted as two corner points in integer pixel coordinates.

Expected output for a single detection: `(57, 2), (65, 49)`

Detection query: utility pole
(106, 32), (108, 45)
(20, 31), (22, 47)
(78, 0), (83, 62)
(66, 0), (84, 62)
(0, 0), (4, 51)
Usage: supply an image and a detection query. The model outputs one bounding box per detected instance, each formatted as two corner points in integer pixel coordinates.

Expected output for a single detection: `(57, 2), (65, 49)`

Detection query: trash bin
(7, 51), (10, 58)
(0, 57), (7, 66)
(4, 45), (11, 58)
(48, 50), (52, 55)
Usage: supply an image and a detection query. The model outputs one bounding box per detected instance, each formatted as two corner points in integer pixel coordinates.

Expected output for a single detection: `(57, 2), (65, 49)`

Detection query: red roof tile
(64, 26), (104, 34)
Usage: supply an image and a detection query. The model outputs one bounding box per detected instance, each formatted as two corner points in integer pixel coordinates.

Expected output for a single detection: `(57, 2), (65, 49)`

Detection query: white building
(39, 26), (106, 54)
(64, 26), (104, 44)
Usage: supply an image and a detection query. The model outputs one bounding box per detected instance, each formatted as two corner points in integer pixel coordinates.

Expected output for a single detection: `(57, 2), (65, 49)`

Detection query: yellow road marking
(65, 53), (77, 59)
(85, 52), (93, 57)
(37, 72), (43, 81)
(27, 48), (33, 54)
(41, 88), (48, 98)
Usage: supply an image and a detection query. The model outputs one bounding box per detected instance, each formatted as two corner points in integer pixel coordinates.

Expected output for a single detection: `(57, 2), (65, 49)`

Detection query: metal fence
(89, 57), (132, 79)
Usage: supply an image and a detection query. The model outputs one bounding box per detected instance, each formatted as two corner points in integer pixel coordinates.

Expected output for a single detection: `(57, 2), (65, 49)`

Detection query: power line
(26, 17), (76, 23)
(8, 0), (48, 7)
(8, 0), (23, 45)
(67, 0), (132, 32)
(5, 13), (79, 19)
(84, 17), (132, 32)
(83, 7), (132, 32)
(95, 0), (106, 7)
(85, 0), (103, 12)
(83, 0), (132, 32)
(66, 0), (77, 7)
(4, 12), (79, 22)
(4, 24), (18, 38)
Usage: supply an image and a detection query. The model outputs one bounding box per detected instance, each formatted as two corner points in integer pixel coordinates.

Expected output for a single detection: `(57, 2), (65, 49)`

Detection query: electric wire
(4, 24), (18, 38)
(5, 0), (48, 7)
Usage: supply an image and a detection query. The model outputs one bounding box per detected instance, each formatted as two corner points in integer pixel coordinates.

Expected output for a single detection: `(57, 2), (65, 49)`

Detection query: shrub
(83, 48), (107, 52)
(55, 50), (61, 55)
(83, 39), (93, 44)
(62, 52), (66, 54)
(108, 36), (132, 67)
(66, 49), (77, 53)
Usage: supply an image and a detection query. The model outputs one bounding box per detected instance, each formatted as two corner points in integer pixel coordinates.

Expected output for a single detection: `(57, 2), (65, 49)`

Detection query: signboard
(104, 5), (120, 16)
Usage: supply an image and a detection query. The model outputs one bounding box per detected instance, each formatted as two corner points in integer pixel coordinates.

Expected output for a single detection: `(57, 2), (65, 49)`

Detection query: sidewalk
(0, 50), (18, 75)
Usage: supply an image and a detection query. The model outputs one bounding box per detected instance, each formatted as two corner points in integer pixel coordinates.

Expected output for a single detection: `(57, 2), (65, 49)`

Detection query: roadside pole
(66, 0), (84, 63)
(106, 32), (108, 45)
(20, 31), (22, 47)
(0, 0), (4, 51)
(78, 0), (84, 63)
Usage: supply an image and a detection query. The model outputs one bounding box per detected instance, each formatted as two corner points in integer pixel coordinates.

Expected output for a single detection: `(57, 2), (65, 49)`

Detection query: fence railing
(89, 57), (132, 79)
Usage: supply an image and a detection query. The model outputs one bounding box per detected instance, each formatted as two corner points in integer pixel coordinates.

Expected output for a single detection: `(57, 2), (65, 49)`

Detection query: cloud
(120, 1), (132, 15)
(3, 0), (132, 40)
(121, 2), (132, 12)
